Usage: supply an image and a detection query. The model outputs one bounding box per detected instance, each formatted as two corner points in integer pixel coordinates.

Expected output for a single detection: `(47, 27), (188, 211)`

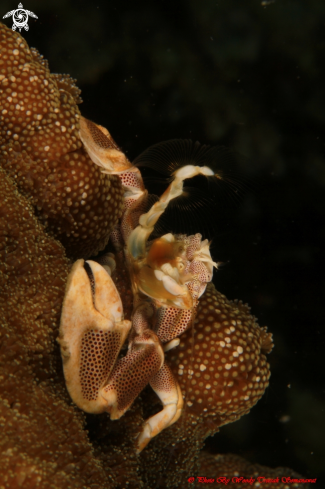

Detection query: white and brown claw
(58, 260), (184, 452)
(58, 259), (132, 414)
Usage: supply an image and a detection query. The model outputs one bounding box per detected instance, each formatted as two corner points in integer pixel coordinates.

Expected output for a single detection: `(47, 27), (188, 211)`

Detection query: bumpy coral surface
(0, 168), (111, 488)
(0, 23), (124, 258)
(0, 168), (145, 488)
(0, 22), (308, 489)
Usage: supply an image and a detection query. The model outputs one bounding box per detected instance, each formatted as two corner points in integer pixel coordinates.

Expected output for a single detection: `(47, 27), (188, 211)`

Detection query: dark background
(3, 0), (324, 481)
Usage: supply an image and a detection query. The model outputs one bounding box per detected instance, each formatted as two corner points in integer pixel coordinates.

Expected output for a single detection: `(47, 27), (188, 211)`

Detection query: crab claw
(79, 116), (132, 173)
(58, 259), (131, 414)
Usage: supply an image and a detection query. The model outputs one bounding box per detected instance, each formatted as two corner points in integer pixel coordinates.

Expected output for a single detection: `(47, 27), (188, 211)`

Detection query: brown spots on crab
(80, 329), (123, 401)
(103, 329), (164, 419)
(155, 306), (193, 343)
(0, 24), (124, 258)
(167, 282), (273, 427)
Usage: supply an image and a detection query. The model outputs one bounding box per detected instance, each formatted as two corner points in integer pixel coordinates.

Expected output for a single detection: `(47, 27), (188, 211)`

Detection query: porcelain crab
(58, 117), (221, 452)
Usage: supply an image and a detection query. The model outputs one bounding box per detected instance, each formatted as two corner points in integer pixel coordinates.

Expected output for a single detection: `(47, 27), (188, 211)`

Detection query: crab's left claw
(58, 259), (132, 414)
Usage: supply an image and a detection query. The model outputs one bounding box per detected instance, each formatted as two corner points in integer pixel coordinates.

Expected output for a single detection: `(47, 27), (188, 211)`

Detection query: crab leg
(58, 260), (131, 414)
(155, 307), (194, 343)
(79, 116), (147, 249)
(137, 363), (184, 453)
(101, 329), (164, 420)
(100, 303), (164, 419)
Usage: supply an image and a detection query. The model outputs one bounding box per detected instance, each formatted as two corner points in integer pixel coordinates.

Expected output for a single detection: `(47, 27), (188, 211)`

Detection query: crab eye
(177, 262), (185, 272)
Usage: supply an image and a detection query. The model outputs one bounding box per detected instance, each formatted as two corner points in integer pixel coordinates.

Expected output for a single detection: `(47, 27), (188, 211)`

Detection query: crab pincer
(58, 260), (184, 452)
(58, 259), (132, 414)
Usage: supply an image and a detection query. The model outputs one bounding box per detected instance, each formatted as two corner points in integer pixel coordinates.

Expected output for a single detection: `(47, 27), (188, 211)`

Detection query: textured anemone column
(168, 282), (273, 428)
(0, 23), (124, 258)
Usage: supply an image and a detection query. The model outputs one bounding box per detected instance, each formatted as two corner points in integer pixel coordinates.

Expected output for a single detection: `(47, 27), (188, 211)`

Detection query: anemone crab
(58, 117), (266, 453)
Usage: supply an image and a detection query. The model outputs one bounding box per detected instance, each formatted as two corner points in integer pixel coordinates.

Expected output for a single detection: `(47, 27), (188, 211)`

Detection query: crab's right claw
(58, 259), (131, 414)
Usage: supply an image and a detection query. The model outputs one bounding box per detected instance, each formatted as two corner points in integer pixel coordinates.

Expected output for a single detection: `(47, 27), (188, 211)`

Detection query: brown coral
(0, 23), (124, 258)
(0, 168), (111, 488)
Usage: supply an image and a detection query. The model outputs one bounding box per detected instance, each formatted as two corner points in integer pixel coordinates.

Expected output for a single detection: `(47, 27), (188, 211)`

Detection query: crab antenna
(127, 165), (214, 259)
